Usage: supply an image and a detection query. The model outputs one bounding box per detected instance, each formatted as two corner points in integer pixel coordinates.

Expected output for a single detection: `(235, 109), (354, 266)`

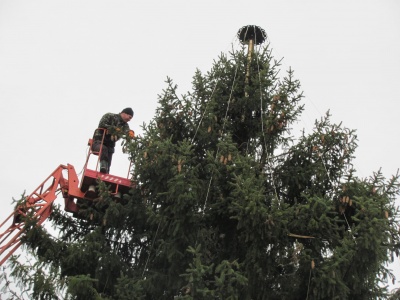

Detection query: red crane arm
(0, 164), (83, 266)
(0, 130), (134, 267)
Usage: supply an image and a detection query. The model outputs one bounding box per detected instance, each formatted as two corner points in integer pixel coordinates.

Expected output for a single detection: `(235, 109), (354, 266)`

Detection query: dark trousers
(92, 141), (114, 172)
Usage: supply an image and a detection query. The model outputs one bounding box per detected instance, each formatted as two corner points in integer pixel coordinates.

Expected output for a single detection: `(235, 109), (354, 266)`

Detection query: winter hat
(121, 107), (134, 116)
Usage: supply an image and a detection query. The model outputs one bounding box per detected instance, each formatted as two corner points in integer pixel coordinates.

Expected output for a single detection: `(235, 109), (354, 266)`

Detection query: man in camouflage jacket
(92, 107), (134, 173)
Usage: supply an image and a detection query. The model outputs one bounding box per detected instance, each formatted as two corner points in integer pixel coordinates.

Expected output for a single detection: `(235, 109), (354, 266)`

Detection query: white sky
(0, 0), (399, 291)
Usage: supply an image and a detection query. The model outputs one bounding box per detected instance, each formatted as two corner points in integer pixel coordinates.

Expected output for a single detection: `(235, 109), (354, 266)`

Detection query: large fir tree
(1, 31), (400, 300)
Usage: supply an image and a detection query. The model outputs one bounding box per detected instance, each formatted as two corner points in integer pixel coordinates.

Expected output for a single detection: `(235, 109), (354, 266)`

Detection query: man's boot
(100, 160), (108, 174)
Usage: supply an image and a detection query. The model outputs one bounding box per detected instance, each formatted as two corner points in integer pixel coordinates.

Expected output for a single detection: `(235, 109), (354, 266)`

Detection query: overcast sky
(0, 0), (399, 291)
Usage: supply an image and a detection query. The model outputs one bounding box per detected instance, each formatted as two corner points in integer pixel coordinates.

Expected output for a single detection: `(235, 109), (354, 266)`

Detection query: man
(92, 107), (134, 173)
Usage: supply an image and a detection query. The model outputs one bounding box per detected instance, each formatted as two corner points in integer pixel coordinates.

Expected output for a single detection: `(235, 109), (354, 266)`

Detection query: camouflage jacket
(93, 113), (130, 147)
